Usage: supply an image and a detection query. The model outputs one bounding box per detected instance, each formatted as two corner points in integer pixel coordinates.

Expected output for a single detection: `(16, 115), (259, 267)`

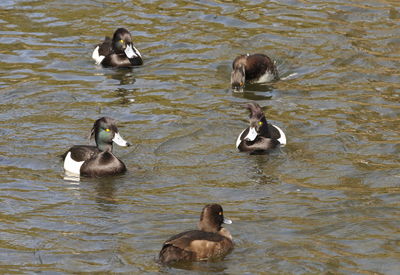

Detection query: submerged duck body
(62, 117), (130, 177)
(92, 28), (143, 68)
(231, 53), (278, 92)
(159, 204), (233, 264)
(236, 102), (286, 154)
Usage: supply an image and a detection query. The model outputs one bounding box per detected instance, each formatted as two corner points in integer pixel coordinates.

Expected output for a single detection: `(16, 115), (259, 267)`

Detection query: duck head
(231, 64), (245, 92)
(231, 54), (248, 92)
(243, 103), (269, 142)
(198, 204), (232, 233)
(90, 117), (131, 152)
(112, 28), (141, 59)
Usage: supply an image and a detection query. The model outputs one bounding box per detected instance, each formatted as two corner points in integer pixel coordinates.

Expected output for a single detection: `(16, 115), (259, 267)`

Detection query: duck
(62, 117), (131, 177)
(236, 102), (286, 154)
(231, 53), (278, 92)
(92, 28), (143, 68)
(159, 204), (233, 264)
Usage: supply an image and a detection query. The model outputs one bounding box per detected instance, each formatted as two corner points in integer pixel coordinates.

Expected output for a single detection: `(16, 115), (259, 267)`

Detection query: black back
(61, 145), (100, 162)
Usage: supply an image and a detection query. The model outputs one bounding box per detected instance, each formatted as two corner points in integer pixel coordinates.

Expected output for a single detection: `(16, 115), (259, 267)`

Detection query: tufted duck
(231, 53), (278, 92)
(62, 117), (130, 177)
(159, 204), (233, 264)
(92, 28), (143, 68)
(236, 102), (286, 154)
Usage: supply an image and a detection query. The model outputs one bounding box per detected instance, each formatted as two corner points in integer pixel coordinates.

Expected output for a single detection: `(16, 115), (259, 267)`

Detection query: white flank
(236, 129), (246, 148)
(244, 127), (258, 142)
(63, 152), (84, 175)
(273, 124), (287, 146)
(92, 46), (105, 65)
(112, 132), (129, 146)
(255, 71), (276, 83)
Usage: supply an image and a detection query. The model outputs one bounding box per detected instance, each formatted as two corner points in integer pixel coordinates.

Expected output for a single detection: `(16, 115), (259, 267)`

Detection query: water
(1, 0), (399, 273)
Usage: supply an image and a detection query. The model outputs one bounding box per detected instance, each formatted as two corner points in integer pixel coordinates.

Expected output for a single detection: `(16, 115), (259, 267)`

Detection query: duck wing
(97, 36), (112, 56)
(159, 230), (231, 263)
(61, 145), (99, 162)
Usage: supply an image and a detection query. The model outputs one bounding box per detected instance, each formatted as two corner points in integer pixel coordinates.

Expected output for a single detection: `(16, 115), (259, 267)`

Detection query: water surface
(0, 0), (399, 274)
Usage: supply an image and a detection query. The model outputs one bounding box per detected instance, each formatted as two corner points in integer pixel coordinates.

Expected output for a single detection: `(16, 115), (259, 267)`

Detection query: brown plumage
(159, 204), (234, 264)
(231, 53), (279, 91)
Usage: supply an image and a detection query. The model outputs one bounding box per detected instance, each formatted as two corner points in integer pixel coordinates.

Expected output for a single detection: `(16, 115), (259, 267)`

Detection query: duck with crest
(62, 117), (131, 177)
(236, 102), (286, 154)
(92, 28), (143, 68)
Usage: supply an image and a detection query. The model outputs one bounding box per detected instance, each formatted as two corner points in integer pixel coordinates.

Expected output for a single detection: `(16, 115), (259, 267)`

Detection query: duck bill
(232, 86), (244, 93)
(244, 127), (258, 141)
(124, 44), (140, 59)
(112, 132), (131, 147)
(223, 217), (232, 224)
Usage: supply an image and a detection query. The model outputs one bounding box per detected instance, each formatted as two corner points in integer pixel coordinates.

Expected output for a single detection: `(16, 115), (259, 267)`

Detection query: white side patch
(244, 127), (258, 142)
(92, 46), (105, 65)
(273, 124), (287, 146)
(236, 128), (246, 148)
(63, 152), (84, 175)
(254, 71), (275, 83)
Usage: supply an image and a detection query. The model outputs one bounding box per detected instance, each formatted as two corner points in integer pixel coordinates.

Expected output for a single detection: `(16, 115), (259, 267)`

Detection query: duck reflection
(159, 259), (229, 273)
(231, 84), (274, 100)
(110, 67), (136, 85)
(93, 177), (119, 208)
(110, 87), (136, 105)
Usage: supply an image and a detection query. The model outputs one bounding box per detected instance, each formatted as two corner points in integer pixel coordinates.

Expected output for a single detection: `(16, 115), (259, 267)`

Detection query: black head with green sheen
(90, 117), (130, 152)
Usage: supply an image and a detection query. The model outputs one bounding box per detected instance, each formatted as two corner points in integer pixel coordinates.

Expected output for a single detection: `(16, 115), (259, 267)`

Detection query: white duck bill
(223, 218), (232, 224)
(124, 44), (139, 58)
(112, 132), (129, 146)
(244, 127), (258, 141)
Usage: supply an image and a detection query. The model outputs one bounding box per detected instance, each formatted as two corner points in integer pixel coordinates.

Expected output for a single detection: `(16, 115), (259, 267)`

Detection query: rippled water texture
(1, 0), (399, 273)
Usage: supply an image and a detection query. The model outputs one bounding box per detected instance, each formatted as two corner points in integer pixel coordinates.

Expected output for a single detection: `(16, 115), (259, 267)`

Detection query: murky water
(1, 0), (399, 273)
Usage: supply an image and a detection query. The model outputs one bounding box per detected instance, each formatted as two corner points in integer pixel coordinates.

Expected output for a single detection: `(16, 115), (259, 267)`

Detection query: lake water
(0, 0), (399, 274)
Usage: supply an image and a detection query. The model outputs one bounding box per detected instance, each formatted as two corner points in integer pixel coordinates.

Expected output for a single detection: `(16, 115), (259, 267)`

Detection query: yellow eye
(219, 212), (222, 215)
(105, 128), (110, 132)
(240, 82), (243, 86)
(119, 39), (124, 44)
(258, 121), (263, 126)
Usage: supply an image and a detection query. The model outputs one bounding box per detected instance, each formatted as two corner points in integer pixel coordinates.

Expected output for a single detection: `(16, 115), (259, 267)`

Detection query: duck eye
(258, 121), (263, 126)
(105, 128), (110, 132)
(218, 212), (222, 215)
(119, 39), (124, 44)
(240, 82), (243, 86)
